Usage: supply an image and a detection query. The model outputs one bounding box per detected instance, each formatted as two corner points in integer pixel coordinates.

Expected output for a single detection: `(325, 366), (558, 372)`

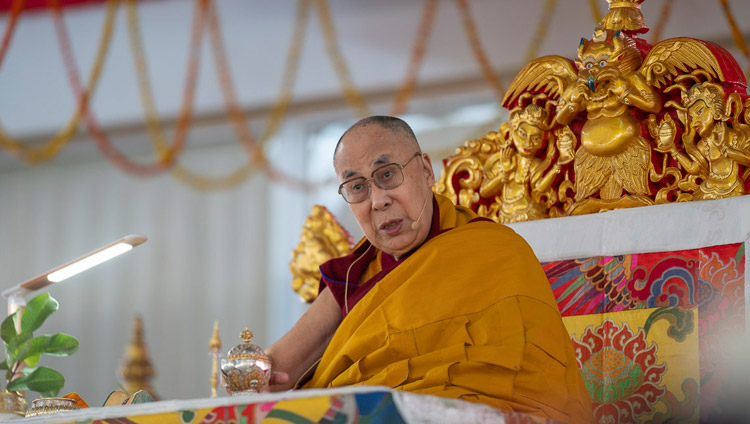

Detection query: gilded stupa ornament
(117, 316), (157, 398)
(435, 0), (749, 223)
(290, 205), (353, 302)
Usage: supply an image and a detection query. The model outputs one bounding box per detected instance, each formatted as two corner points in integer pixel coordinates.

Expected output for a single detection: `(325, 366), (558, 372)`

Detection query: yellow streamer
(125, 0), (310, 190)
(125, 0), (172, 161)
(717, 0), (750, 80)
(525, 0), (558, 63)
(389, 0), (438, 116)
(171, 0), (311, 191)
(314, 0), (371, 118)
(649, 0), (674, 44)
(454, 0), (504, 98)
(0, 0), (117, 163)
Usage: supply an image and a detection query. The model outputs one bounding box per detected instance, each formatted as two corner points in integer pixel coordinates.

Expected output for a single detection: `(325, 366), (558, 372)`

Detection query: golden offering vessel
(220, 329), (272, 395)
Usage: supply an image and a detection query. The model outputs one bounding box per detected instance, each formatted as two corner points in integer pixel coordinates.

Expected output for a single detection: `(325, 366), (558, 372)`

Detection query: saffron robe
(307, 194), (593, 423)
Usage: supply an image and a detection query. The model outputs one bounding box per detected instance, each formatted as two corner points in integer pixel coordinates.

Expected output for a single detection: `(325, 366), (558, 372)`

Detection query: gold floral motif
(436, 0), (750, 222)
(290, 205), (353, 303)
(435, 131), (504, 216)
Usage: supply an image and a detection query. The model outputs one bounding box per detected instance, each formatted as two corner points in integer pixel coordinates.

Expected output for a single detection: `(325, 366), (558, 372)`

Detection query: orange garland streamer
(0, 0), (25, 71)
(126, 0), (256, 189)
(717, 0), (750, 79)
(649, 0), (674, 44)
(51, 0), (206, 175)
(389, 0), (438, 116)
(454, 0), (504, 98)
(0, 0), (113, 163)
(315, 0), (439, 118)
(170, 0), (324, 191)
(524, 0), (557, 63)
(314, 0), (370, 117)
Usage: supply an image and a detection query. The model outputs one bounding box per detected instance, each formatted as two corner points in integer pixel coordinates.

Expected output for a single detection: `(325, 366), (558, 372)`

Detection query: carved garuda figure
(436, 0), (749, 223)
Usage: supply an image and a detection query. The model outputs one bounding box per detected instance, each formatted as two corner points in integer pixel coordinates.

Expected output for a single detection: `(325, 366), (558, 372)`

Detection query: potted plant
(0, 293), (79, 417)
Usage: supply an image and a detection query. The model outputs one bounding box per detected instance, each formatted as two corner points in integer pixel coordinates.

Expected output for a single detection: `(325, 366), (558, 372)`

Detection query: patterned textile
(44, 389), (552, 423)
(544, 243), (747, 423)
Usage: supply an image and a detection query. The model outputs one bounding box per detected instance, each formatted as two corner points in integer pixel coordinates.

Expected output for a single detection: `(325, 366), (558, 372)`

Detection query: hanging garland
(171, 0), (328, 191)
(126, 0), (253, 189)
(0, 0), (112, 163)
(649, 0), (674, 44)
(717, 0), (750, 80)
(314, 0), (370, 117)
(208, 0), (338, 190)
(0, 0), (25, 71)
(523, 0), (557, 63)
(52, 0), (206, 175)
(389, 0), (438, 116)
(3, 0), (743, 192)
(315, 0), (440, 118)
(125, 0), (182, 164)
(454, 0), (504, 98)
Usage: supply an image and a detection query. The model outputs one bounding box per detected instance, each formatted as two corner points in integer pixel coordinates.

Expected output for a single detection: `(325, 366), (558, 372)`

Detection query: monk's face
(335, 125), (435, 259)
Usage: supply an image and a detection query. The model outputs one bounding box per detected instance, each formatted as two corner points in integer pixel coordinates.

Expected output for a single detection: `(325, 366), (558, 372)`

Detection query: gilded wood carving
(290, 205), (353, 302)
(435, 0), (750, 223)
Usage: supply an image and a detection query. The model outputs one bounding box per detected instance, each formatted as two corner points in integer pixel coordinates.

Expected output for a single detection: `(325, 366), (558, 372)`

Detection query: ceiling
(0, 0), (748, 169)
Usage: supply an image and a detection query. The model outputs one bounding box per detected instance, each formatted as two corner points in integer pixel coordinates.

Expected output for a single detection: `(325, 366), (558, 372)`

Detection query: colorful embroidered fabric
(46, 389), (552, 423)
(545, 243), (747, 423)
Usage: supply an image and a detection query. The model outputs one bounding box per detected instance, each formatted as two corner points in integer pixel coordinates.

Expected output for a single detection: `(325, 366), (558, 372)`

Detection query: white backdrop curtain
(0, 126), (313, 403)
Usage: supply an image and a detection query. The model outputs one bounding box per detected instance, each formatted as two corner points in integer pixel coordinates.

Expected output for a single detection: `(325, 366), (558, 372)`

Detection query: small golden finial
(209, 321), (222, 353)
(240, 328), (254, 344)
(596, 0), (646, 35)
(118, 315), (157, 398)
(209, 320), (222, 398)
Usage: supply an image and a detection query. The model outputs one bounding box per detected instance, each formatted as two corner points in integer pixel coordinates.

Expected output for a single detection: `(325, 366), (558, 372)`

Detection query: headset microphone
(411, 195), (430, 230)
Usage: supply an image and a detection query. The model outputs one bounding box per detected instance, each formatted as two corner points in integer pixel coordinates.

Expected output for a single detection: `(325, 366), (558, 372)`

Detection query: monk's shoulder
(444, 219), (532, 252)
(431, 220), (554, 298)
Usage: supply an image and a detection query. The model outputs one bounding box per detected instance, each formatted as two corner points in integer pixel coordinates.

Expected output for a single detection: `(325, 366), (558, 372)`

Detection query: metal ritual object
(220, 329), (271, 395)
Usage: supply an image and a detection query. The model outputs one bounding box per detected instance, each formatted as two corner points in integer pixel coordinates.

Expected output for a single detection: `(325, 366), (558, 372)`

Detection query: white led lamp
(2, 234), (147, 315)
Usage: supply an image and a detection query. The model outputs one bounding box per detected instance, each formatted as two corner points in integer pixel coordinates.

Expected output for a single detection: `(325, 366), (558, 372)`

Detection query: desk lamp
(2, 234), (147, 315)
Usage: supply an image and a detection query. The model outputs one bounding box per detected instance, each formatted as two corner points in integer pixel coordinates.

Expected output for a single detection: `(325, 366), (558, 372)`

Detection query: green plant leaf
(0, 312), (19, 344)
(7, 366), (64, 397)
(20, 334), (79, 362)
(7, 331), (33, 363)
(4, 350), (12, 369)
(20, 293), (59, 335)
(0, 361), (6, 370)
(19, 366), (36, 376)
(24, 353), (41, 368)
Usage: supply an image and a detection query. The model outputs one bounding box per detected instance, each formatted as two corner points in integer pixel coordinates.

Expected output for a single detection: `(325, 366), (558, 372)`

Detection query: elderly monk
(266, 116), (593, 423)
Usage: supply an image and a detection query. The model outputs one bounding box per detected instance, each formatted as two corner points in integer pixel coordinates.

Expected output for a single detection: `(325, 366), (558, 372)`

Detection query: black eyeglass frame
(337, 152), (423, 204)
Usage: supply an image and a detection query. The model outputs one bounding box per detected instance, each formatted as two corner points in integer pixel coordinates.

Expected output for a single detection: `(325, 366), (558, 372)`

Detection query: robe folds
(306, 194), (593, 423)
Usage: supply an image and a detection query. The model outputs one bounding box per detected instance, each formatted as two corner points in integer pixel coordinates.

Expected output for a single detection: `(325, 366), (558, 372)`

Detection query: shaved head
(333, 116), (420, 164)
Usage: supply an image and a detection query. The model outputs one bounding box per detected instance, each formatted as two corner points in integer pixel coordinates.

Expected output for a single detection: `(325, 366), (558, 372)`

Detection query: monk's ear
(421, 153), (435, 185)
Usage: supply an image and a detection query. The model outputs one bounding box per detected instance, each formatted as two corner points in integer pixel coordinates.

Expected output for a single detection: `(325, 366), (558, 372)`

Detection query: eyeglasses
(338, 152), (422, 204)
